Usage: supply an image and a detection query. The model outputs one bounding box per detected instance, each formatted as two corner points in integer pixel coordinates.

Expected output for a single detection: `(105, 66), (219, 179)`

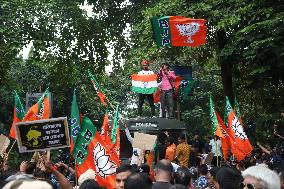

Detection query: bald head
(154, 159), (173, 183)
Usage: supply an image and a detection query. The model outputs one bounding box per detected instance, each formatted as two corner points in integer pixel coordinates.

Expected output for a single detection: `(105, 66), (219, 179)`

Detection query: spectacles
(239, 183), (254, 189)
(239, 183), (263, 189)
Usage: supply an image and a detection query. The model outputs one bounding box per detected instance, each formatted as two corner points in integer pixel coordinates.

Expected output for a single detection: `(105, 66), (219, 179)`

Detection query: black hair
(174, 167), (191, 186)
(116, 164), (134, 174)
(166, 137), (175, 144)
(199, 164), (208, 175)
(79, 179), (101, 189)
(169, 184), (188, 189)
(34, 168), (47, 179)
(178, 133), (186, 140)
(209, 167), (221, 180)
(26, 162), (36, 174)
(137, 164), (150, 175)
(124, 173), (152, 189)
(216, 167), (243, 189)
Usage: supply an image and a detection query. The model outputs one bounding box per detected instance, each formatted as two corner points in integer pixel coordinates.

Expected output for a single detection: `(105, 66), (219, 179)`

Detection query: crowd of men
(0, 127), (283, 189)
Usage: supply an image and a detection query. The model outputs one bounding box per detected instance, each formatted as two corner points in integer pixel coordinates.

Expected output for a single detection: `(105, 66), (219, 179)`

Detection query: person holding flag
(131, 60), (157, 117)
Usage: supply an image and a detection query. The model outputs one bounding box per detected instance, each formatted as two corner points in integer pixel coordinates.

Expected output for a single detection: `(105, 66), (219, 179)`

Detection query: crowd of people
(0, 126), (283, 189)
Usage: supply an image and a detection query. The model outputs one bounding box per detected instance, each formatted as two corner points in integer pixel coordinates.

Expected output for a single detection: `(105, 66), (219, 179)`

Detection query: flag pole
(74, 159), (78, 188)
(215, 136), (219, 167)
(7, 140), (16, 157)
(89, 72), (126, 124)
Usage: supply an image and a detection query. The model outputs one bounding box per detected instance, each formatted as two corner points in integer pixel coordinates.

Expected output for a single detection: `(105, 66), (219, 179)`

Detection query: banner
(15, 117), (70, 153)
(151, 16), (206, 47)
(0, 134), (10, 157)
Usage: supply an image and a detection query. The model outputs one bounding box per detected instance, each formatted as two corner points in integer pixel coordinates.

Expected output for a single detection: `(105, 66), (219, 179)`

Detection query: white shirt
(125, 128), (144, 165)
(138, 70), (154, 75)
(209, 139), (222, 157)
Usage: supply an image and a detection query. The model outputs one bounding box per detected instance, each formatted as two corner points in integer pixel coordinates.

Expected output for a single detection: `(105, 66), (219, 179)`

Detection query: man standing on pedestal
(159, 63), (176, 119)
(132, 60), (156, 117)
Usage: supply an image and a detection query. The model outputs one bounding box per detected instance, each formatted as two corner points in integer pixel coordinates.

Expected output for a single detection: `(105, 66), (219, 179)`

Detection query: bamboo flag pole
(7, 140), (16, 157)
(215, 136), (219, 167)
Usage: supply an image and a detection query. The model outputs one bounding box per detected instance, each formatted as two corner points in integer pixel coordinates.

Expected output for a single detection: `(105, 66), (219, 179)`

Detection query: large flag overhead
(74, 116), (119, 189)
(209, 96), (224, 138)
(225, 97), (253, 161)
(22, 88), (50, 122)
(88, 71), (107, 106)
(151, 16), (207, 47)
(9, 91), (25, 139)
(70, 89), (81, 153)
(131, 74), (158, 94)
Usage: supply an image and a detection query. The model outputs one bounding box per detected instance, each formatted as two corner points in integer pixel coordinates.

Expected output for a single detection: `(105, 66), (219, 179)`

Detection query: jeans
(160, 90), (174, 118)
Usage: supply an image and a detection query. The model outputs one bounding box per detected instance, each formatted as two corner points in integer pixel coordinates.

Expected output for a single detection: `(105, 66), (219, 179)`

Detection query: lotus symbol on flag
(175, 22), (200, 44)
(231, 116), (248, 141)
(93, 143), (117, 178)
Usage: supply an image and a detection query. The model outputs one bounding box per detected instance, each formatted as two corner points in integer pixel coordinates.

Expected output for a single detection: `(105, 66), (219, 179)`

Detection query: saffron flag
(215, 111), (231, 160)
(74, 116), (119, 189)
(22, 88), (50, 122)
(88, 71), (107, 106)
(100, 110), (120, 159)
(151, 16), (206, 47)
(131, 74), (158, 94)
(100, 111), (109, 142)
(9, 91), (25, 139)
(209, 96), (224, 138)
(70, 89), (81, 153)
(225, 97), (253, 161)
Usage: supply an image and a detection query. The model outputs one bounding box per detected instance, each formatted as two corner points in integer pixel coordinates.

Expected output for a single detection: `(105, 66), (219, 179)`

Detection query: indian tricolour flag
(131, 74), (158, 94)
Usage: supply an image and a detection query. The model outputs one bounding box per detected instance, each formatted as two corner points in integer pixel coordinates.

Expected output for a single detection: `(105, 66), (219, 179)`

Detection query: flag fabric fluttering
(131, 74), (158, 94)
(100, 111), (109, 142)
(215, 111), (231, 160)
(70, 89), (81, 153)
(88, 71), (107, 106)
(22, 88), (50, 122)
(234, 96), (244, 125)
(225, 97), (253, 161)
(74, 116), (119, 189)
(151, 16), (207, 48)
(9, 91), (26, 139)
(209, 96), (224, 138)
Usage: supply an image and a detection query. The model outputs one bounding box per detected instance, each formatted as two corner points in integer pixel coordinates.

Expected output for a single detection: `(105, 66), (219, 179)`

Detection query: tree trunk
(217, 29), (234, 105)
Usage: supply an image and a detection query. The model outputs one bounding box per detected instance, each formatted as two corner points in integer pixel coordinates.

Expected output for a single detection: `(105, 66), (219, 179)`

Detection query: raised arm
(124, 125), (134, 144)
(256, 142), (271, 155)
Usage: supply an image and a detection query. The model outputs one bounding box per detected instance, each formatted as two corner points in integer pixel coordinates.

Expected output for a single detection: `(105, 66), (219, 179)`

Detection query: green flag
(70, 89), (81, 153)
(224, 96), (233, 126)
(72, 116), (97, 165)
(234, 96), (241, 118)
(210, 96), (224, 138)
(111, 105), (119, 144)
(9, 91), (26, 139)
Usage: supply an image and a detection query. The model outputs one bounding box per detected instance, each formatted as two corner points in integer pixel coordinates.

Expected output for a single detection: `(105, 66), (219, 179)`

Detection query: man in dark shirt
(152, 159), (173, 189)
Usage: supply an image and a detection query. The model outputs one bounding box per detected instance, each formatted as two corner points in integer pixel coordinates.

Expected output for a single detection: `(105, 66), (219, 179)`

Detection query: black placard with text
(15, 117), (70, 153)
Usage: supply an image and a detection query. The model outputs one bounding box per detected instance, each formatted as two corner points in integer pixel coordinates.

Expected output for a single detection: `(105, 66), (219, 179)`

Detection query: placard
(132, 132), (157, 150)
(15, 117), (70, 153)
(0, 134), (10, 157)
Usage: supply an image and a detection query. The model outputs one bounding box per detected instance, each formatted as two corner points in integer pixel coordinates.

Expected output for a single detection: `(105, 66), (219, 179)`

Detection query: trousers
(160, 90), (174, 118)
(138, 94), (155, 116)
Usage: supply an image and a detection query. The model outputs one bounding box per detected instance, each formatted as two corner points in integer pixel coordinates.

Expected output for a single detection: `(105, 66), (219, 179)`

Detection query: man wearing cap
(153, 159), (173, 189)
(137, 60), (156, 117)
